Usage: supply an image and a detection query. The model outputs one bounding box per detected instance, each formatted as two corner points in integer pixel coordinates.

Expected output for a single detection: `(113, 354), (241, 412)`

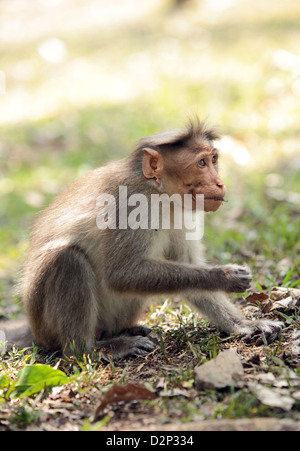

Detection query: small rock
(276, 258), (293, 277)
(256, 386), (294, 412)
(256, 372), (276, 385)
(293, 391), (300, 401)
(194, 349), (244, 390)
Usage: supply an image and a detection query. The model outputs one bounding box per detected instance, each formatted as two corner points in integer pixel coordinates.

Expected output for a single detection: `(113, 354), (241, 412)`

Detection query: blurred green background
(0, 0), (300, 315)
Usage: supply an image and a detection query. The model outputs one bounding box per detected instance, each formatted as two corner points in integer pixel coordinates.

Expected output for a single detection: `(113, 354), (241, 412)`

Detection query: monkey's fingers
(233, 267), (252, 281)
(224, 264), (251, 276)
(222, 264), (252, 293)
(230, 274), (252, 293)
(235, 267), (251, 275)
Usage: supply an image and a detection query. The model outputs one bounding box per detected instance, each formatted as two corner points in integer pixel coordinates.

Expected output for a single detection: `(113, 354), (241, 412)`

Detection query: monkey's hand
(237, 319), (284, 345)
(220, 264), (252, 293)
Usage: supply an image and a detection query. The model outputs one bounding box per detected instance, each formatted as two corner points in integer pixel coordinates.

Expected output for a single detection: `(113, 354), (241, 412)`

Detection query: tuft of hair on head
(137, 116), (219, 150)
(185, 116), (220, 143)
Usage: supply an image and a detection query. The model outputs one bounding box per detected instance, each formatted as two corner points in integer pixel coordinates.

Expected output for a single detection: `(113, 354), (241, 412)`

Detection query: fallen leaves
(95, 383), (157, 418)
(246, 292), (269, 304)
(246, 286), (300, 313)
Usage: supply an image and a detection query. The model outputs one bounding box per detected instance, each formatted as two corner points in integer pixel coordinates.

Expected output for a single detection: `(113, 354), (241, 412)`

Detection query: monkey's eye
(197, 159), (206, 167)
(212, 155), (218, 164)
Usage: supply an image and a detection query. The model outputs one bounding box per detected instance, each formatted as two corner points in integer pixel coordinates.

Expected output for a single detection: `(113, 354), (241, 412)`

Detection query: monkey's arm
(105, 258), (251, 294)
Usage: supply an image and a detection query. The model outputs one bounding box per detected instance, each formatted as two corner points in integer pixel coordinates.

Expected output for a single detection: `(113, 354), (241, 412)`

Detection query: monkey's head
(140, 119), (226, 212)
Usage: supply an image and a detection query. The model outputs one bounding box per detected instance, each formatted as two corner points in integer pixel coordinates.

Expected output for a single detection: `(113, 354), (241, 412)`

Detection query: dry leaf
(246, 292), (269, 304)
(270, 296), (295, 311)
(261, 301), (274, 313)
(246, 287), (300, 313)
(271, 287), (300, 303)
(95, 383), (157, 416)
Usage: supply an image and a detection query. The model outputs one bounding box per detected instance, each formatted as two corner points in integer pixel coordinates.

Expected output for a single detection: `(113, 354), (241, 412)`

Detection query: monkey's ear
(142, 148), (163, 184)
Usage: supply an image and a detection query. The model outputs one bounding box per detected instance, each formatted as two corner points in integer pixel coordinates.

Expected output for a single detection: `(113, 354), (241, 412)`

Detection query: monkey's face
(163, 145), (226, 212)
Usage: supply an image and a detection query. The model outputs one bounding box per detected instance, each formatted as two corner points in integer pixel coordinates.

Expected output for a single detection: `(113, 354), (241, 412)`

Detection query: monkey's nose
(217, 182), (226, 197)
(216, 177), (224, 188)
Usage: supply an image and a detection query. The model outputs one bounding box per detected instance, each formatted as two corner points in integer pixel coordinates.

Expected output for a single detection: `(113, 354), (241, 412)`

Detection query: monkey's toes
(115, 336), (156, 361)
(98, 334), (157, 361)
(122, 326), (152, 337)
(241, 320), (284, 345)
(253, 324), (284, 346)
(131, 336), (157, 353)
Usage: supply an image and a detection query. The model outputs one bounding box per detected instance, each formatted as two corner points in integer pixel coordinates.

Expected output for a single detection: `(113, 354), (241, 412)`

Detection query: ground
(0, 291), (299, 431)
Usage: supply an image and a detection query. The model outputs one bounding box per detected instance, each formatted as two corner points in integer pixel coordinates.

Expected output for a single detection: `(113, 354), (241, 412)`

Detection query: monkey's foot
(238, 319), (284, 345)
(121, 326), (152, 337)
(97, 334), (156, 361)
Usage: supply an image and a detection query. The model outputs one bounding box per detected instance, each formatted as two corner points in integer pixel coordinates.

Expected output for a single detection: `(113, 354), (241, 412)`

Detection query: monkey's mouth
(191, 194), (225, 202)
(204, 197), (225, 202)
(191, 193), (226, 204)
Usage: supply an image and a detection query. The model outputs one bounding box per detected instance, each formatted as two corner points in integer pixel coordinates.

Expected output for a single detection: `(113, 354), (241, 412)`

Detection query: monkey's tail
(0, 317), (34, 354)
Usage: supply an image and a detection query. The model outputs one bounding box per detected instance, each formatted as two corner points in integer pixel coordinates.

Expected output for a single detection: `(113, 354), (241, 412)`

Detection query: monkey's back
(20, 161), (123, 303)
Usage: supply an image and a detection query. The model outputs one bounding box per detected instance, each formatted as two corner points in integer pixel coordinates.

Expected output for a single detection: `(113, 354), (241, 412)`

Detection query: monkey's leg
(25, 245), (98, 354)
(187, 291), (283, 344)
(0, 317), (33, 353)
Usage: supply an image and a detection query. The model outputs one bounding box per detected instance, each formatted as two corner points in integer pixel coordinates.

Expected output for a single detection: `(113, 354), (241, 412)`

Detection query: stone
(194, 349), (244, 390)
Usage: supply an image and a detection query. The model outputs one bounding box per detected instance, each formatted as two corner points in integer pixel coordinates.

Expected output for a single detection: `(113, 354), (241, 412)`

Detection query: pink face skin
(142, 143), (226, 212)
(182, 147), (226, 212)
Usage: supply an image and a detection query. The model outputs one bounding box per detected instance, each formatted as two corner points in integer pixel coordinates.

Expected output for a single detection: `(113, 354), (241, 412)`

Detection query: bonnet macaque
(1, 119), (283, 358)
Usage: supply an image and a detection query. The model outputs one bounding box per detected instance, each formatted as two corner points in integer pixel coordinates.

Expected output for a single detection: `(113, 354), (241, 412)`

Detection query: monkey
(0, 118), (283, 359)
